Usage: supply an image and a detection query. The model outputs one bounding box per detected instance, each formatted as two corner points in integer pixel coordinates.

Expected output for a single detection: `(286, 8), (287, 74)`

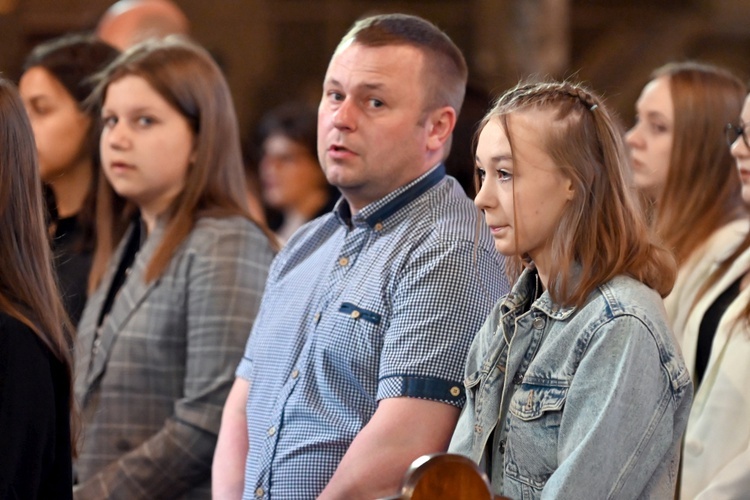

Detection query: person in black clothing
(19, 34), (119, 325)
(0, 77), (75, 499)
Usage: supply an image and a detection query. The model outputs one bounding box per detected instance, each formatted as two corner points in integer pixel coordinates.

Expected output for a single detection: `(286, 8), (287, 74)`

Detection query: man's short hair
(335, 13), (468, 115)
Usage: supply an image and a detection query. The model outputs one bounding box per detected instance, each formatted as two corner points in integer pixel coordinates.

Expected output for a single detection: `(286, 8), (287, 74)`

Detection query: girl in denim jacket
(449, 81), (693, 499)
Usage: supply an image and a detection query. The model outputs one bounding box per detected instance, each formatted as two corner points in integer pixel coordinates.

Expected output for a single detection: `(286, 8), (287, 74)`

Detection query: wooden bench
(380, 452), (511, 500)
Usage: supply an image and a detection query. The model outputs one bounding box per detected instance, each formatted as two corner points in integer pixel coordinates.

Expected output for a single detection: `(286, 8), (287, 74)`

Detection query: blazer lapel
(685, 245), (750, 382)
(84, 221), (165, 390)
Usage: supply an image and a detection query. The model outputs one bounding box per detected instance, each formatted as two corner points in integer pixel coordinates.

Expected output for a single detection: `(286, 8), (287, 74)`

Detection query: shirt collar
(333, 164), (446, 229)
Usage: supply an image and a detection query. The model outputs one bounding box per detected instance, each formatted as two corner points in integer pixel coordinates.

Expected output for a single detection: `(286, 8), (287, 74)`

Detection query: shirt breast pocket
(505, 381), (569, 491)
(327, 301), (386, 382)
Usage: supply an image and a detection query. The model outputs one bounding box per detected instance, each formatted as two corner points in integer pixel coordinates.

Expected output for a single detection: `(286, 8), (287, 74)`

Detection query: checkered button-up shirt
(237, 164), (508, 499)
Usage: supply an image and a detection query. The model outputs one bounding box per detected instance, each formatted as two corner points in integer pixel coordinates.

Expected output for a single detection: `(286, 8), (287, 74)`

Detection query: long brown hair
(0, 78), (76, 448)
(87, 37), (275, 290)
(477, 80), (676, 307)
(649, 62), (747, 265)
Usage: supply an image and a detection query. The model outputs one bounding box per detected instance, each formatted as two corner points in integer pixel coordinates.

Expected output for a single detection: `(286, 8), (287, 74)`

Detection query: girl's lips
(488, 225), (509, 234)
(110, 161), (135, 172)
(739, 168), (750, 181)
(630, 158), (645, 170)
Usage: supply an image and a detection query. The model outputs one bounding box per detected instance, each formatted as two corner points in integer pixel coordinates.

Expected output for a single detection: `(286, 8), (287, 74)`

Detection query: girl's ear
(564, 176), (575, 201)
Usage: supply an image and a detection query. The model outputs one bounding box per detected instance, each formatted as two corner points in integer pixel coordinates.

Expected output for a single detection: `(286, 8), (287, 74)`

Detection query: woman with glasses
(625, 62), (747, 339)
(678, 93), (750, 499)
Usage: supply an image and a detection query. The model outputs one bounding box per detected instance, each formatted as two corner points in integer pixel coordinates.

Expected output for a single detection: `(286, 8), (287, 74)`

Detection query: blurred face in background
(19, 66), (91, 182)
(260, 133), (327, 211)
(625, 76), (674, 200)
(730, 94), (750, 204)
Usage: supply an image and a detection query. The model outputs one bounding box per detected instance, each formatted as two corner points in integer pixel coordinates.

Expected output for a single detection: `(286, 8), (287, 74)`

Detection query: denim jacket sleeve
(543, 314), (689, 499)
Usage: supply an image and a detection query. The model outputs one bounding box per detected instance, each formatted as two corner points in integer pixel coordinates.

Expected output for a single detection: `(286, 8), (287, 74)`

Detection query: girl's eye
(498, 169), (513, 182)
(476, 166), (486, 183)
(649, 122), (668, 134)
(136, 116), (155, 127)
(102, 115), (117, 128)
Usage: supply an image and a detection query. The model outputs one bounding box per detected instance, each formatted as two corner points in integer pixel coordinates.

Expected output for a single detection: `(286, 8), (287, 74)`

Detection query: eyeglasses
(725, 122), (750, 148)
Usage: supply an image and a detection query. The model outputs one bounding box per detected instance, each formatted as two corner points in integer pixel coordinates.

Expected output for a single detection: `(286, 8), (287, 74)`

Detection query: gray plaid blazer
(73, 216), (273, 499)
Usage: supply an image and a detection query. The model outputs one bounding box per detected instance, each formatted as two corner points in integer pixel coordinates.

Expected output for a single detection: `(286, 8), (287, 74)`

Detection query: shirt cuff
(377, 375), (465, 407)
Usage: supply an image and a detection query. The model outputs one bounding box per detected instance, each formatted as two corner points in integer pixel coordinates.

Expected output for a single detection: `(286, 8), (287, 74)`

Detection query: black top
(96, 220), (142, 328)
(0, 312), (73, 499)
(695, 276), (742, 387)
(52, 215), (93, 326)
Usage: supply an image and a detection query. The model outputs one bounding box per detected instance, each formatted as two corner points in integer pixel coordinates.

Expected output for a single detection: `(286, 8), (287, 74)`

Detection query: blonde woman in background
(625, 62), (747, 336)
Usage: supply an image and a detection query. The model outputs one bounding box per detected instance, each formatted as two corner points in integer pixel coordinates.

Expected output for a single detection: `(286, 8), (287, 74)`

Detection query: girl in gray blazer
(73, 37), (276, 499)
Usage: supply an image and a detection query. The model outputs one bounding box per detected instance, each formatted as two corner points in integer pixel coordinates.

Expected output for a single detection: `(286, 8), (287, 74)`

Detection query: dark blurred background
(2, 0), (749, 172)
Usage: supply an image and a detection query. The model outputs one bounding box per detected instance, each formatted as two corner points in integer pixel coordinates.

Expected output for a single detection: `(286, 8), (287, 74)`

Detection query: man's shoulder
(405, 176), (490, 246)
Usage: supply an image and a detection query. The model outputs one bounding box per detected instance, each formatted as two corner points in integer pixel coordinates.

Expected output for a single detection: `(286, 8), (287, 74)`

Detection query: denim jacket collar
(502, 266), (577, 321)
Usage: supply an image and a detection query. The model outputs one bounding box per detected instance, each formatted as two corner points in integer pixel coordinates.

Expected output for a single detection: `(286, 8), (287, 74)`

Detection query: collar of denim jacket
(502, 265), (577, 320)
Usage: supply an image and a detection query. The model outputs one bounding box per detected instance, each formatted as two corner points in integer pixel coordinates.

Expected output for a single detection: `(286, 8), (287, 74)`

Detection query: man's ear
(425, 106), (457, 152)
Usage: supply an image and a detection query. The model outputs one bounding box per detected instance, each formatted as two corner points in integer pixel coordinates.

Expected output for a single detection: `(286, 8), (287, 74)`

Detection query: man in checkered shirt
(214, 13), (508, 500)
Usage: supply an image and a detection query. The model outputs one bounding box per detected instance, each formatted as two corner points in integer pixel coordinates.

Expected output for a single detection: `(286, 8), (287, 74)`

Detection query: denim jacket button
(513, 372), (523, 384)
(498, 440), (506, 454)
(533, 317), (545, 329)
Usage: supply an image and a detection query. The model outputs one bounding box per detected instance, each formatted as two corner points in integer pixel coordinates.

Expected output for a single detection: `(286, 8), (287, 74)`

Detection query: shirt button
(255, 487), (264, 497)
(374, 222), (384, 231)
(339, 256), (349, 266)
(93, 338), (101, 347)
(313, 312), (321, 323)
(532, 317), (545, 329)
(267, 426), (276, 436)
(291, 369), (299, 379)
(351, 310), (360, 319)
(449, 386), (461, 397)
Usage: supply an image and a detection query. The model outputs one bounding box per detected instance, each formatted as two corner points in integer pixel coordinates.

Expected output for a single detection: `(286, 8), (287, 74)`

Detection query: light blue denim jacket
(450, 268), (693, 499)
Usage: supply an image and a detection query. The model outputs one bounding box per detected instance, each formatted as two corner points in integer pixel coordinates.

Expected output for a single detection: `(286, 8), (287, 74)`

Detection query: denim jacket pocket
(505, 382), (569, 492)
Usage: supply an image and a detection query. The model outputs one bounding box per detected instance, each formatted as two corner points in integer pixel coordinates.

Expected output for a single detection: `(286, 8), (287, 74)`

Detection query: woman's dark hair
(257, 102), (318, 161)
(0, 77), (76, 451)
(23, 33), (120, 251)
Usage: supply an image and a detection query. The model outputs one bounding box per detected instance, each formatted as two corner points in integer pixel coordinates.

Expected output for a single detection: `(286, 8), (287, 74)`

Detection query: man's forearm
(213, 378), (250, 500)
(319, 398), (459, 500)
